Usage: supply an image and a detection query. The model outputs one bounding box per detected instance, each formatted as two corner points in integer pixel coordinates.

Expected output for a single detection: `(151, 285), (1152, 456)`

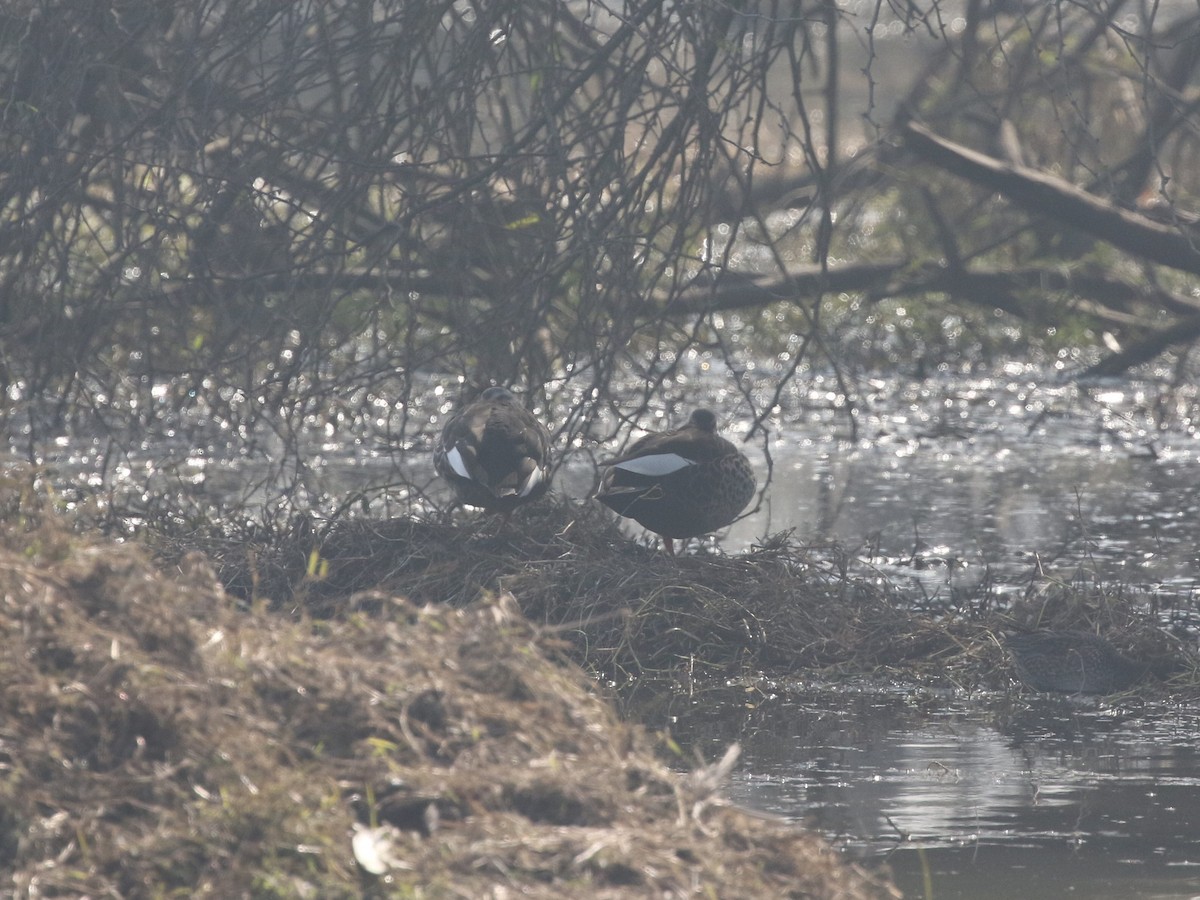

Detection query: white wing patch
(445, 446), (474, 480)
(613, 453), (694, 477)
(518, 466), (545, 498)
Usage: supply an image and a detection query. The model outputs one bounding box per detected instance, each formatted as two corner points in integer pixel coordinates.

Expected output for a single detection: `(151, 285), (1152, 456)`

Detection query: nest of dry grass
(0, 488), (898, 897)
(166, 497), (979, 681)
(162, 495), (1196, 695)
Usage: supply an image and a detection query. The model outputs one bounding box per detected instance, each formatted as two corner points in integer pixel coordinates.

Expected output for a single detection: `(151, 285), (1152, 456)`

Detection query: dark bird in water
(595, 408), (756, 556)
(434, 387), (551, 523)
(1003, 630), (1148, 695)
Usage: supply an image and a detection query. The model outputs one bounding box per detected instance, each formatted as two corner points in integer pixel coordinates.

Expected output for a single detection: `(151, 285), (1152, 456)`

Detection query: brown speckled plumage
(1004, 631), (1147, 694)
(434, 387), (551, 517)
(595, 409), (756, 555)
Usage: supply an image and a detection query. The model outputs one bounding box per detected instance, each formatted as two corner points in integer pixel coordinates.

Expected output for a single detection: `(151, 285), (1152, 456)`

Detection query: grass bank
(167, 496), (1195, 695)
(0, 485), (898, 897)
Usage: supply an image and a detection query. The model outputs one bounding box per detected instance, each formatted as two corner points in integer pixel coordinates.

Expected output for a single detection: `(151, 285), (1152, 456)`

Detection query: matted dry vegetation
(0, 486), (900, 898)
(185, 499), (956, 680)
(168, 495), (1194, 695)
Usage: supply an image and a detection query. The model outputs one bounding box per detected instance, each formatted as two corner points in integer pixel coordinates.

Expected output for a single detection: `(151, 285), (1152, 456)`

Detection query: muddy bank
(0, 490), (896, 898)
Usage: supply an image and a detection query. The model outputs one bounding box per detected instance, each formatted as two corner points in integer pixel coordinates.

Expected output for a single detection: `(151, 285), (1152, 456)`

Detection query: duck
(1003, 630), (1148, 694)
(434, 386), (551, 522)
(595, 408), (756, 556)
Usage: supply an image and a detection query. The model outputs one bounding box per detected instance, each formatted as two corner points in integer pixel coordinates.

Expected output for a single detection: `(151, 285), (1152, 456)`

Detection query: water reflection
(51, 428), (1200, 601)
(631, 684), (1200, 899)
(29, 371), (1200, 600)
(718, 439), (1200, 597)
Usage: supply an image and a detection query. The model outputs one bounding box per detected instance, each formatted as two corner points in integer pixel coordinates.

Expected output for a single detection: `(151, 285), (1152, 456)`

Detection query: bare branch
(901, 119), (1200, 275)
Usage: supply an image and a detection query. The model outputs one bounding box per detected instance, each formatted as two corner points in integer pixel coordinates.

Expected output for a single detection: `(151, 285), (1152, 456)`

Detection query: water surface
(634, 683), (1200, 899)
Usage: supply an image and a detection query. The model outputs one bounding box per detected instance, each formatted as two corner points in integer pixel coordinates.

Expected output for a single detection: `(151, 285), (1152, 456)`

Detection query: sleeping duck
(434, 386), (551, 522)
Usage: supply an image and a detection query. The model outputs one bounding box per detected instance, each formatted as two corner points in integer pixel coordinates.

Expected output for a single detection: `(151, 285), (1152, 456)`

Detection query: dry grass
(179, 499), (962, 679)
(0, 486), (899, 898)
(162, 495), (1197, 697)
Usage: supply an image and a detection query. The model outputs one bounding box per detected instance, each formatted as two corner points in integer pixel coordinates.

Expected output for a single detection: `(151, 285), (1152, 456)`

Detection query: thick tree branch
(1083, 315), (1200, 378)
(900, 119), (1200, 275)
(644, 261), (1200, 337)
(648, 263), (907, 313)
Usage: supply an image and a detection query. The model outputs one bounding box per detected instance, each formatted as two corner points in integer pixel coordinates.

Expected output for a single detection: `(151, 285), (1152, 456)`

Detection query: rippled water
(565, 372), (1200, 601)
(633, 683), (1200, 899)
(23, 368), (1200, 601)
(729, 437), (1200, 598)
(31, 391), (1200, 606)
